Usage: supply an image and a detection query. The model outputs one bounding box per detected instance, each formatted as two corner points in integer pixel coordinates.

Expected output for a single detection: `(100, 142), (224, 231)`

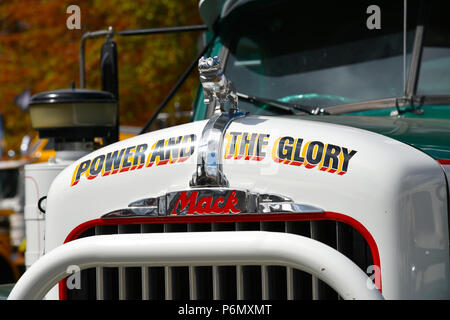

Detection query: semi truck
(5, 0), (450, 300)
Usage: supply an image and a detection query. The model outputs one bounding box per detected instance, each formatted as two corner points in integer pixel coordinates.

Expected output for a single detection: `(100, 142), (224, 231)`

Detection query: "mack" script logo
(169, 190), (242, 215)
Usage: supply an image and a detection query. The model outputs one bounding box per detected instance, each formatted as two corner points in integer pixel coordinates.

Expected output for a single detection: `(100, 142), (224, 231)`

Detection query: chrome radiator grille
(64, 220), (374, 300)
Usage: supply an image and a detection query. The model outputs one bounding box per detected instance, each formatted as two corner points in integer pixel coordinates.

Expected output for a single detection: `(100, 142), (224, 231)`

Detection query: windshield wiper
(236, 92), (328, 115)
(325, 95), (441, 115)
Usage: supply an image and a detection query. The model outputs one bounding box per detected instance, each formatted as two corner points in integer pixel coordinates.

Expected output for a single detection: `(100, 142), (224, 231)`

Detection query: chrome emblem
(101, 188), (323, 218)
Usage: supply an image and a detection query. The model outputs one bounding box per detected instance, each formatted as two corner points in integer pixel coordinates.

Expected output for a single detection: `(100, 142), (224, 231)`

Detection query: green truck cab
(193, 0), (450, 161)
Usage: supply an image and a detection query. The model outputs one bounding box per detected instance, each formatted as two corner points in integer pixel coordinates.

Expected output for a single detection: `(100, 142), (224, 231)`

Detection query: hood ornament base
(191, 56), (246, 188)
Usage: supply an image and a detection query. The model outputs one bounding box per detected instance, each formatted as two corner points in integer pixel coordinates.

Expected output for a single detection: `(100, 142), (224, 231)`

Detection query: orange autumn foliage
(0, 0), (203, 152)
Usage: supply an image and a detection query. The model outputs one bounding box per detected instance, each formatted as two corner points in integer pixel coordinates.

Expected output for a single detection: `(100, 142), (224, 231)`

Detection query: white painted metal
(441, 165), (450, 197)
(24, 160), (73, 268)
(8, 231), (383, 300)
(41, 116), (450, 299)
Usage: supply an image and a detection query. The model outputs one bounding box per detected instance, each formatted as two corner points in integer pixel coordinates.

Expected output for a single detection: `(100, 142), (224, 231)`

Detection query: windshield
(0, 169), (18, 199)
(220, 0), (418, 115)
(417, 1), (450, 96)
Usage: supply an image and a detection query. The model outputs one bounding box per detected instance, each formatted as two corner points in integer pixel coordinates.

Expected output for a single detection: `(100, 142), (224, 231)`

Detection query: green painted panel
(0, 283), (14, 300)
(294, 115), (450, 160)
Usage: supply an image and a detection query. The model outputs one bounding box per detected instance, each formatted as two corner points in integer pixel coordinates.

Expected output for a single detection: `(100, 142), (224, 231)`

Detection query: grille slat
(235, 222), (243, 300)
(211, 222), (220, 300)
(163, 224), (172, 300)
(140, 224), (149, 300)
(164, 224), (189, 300)
(94, 226), (104, 300)
(118, 267), (126, 300)
(96, 268), (104, 300)
(260, 222), (269, 300)
(285, 222), (293, 300)
(236, 267), (244, 300)
(310, 221), (319, 300)
(65, 219), (375, 300)
(90, 225), (119, 300)
(261, 265), (269, 300)
(141, 224), (165, 300)
(212, 223), (236, 300)
(187, 224), (213, 300)
(141, 267), (149, 300)
(188, 224), (197, 300)
(236, 222), (261, 300)
(310, 221), (339, 300)
(118, 225), (142, 300)
(261, 221), (287, 300)
(189, 268), (196, 300)
(286, 267), (294, 300)
(212, 266), (219, 299)
(211, 223), (220, 300)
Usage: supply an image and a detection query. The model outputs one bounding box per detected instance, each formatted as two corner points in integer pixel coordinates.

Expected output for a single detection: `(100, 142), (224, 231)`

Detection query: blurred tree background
(0, 0), (204, 152)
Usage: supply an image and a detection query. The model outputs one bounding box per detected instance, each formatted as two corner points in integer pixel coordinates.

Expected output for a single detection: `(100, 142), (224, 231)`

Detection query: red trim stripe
(59, 211), (382, 299)
(438, 160), (450, 165)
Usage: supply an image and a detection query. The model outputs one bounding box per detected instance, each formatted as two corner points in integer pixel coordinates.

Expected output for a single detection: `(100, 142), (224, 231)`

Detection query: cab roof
(199, 0), (257, 29)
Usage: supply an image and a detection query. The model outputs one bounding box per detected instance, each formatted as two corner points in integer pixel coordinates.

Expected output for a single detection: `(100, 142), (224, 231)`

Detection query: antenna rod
(403, 0), (407, 97)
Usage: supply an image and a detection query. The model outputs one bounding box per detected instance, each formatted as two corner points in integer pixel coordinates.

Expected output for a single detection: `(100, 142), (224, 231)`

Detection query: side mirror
(100, 33), (119, 144)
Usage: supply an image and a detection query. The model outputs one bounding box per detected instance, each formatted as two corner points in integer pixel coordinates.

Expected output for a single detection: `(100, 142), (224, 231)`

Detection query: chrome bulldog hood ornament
(198, 56), (239, 115)
(191, 56), (246, 187)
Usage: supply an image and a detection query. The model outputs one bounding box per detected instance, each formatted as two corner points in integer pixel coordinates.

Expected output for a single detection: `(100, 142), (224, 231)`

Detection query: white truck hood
(43, 115), (449, 299)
